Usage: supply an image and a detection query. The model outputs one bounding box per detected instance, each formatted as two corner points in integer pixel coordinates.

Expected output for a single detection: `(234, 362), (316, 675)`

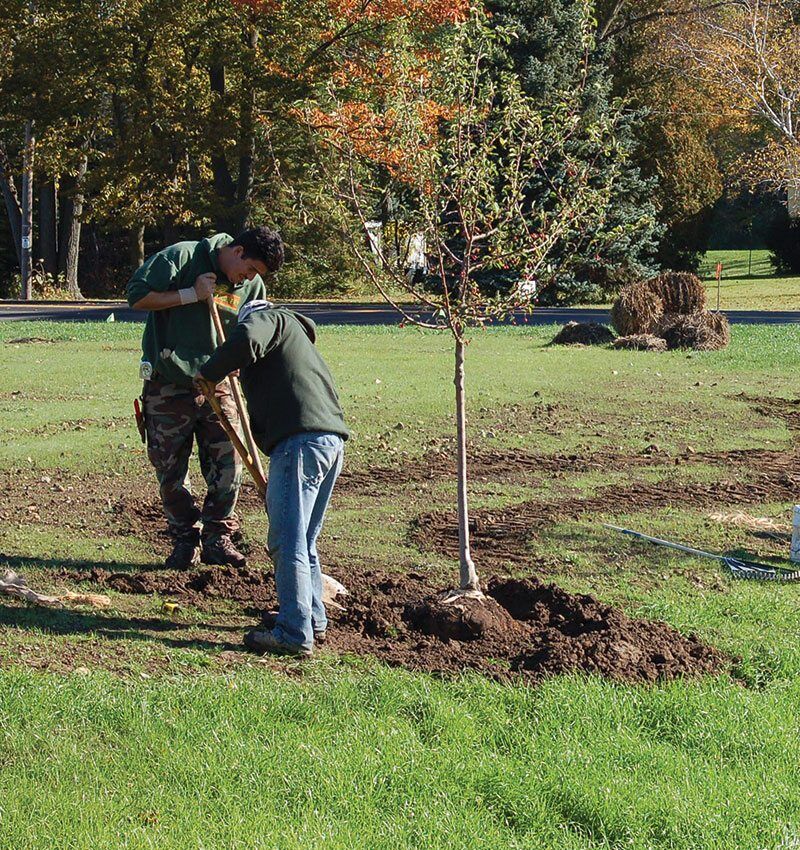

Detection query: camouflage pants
(142, 379), (243, 545)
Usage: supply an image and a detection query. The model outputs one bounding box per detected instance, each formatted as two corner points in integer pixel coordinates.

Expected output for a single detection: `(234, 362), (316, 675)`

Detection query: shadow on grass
(0, 603), (245, 654)
(0, 552), (163, 574)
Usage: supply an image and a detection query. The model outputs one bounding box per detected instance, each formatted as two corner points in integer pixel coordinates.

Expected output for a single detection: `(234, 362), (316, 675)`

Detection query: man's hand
(194, 272), (217, 302)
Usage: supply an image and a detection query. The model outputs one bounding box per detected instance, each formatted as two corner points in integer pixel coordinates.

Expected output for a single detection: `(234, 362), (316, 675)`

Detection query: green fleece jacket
(127, 234), (266, 387)
(200, 307), (349, 454)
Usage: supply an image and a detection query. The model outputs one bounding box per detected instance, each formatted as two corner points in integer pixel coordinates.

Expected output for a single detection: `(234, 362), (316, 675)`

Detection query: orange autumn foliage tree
(304, 11), (634, 592)
(669, 0), (800, 209)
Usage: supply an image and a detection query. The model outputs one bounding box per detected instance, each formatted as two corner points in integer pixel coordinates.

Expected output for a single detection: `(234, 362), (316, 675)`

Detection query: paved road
(2, 300), (800, 325)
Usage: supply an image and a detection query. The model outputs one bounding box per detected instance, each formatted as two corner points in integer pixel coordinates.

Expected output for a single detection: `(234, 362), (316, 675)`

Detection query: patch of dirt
(59, 564), (728, 684)
(736, 393), (800, 435)
(61, 564), (277, 607)
(339, 443), (796, 495)
(4, 337), (56, 345)
(6, 423), (795, 683)
(111, 496), (173, 550)
(410, 450), (800, 564)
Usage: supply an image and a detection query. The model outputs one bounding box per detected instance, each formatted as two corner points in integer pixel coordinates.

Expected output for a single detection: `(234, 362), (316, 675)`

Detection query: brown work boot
(201, 535), (247, 568)
(165, 540), (201, 571)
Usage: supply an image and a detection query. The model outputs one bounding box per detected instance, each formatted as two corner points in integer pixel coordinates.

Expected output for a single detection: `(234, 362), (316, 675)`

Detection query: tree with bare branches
(670, 0), (800, 212)
(304, 9), (638, 594)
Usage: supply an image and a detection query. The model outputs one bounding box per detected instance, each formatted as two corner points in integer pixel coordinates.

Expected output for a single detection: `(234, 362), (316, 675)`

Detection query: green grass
(700, 249), (800, 311)
(575, 249), (800, 311)
(1, 667), (799, 849)
(3, 320), (800, 847)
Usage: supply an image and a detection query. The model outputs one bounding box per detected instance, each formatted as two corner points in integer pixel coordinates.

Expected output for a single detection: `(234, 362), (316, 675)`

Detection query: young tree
(305, 10), (635, 593)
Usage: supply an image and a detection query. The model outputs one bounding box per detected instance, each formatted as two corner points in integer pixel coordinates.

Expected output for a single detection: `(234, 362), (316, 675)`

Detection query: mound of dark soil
(485, 577), (723, 681)
(551, 322), (615, 346)
(62, 564), (729, 685)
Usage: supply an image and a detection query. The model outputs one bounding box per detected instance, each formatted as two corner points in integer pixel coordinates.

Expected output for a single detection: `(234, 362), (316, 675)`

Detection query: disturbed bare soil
(4, 392), (797, 683)
(56, 561), (726, 683)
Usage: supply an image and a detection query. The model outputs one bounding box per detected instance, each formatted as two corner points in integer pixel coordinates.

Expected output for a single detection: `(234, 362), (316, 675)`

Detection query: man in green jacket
(127, 228), (284, 570)
(196, 300), (349, 657)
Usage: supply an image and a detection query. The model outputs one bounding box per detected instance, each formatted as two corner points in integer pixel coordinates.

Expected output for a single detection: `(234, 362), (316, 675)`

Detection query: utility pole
(20, 121), (34, 300)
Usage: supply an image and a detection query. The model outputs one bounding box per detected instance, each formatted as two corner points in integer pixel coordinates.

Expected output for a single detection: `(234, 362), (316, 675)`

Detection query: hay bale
(551, 321), (615, 346)
(613, 334), (668, 352)
(703, 311), (731, 348)
(658, 311), (730, 351)
(610, 282), (664, 336)
(647, 271), (707, 315)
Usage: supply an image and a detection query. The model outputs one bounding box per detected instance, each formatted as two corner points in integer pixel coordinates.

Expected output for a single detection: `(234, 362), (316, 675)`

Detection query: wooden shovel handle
(206, 297), (267, 491)
(197, 377), (266, 498)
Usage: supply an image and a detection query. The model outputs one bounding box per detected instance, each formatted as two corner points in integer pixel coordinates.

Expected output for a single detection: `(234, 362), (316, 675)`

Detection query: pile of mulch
(610, 281), (663, 337)
(658, 312), (731, 351)
(613, 334), (668, 352)
(61, 564), (729, 684)
(610, 271), (730, 352)
(647, 271), (707, 315)
(551, 322), (615, 346)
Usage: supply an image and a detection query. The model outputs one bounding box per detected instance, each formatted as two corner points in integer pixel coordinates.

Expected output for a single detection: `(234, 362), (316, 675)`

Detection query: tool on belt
(133, 398), (146, 444)
(604, 523), (800, 582)
(134, 360), (152, 445)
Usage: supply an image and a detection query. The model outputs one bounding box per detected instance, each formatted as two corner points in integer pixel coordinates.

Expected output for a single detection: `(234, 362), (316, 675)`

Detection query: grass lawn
(1, 320), (800, 848)
(699, 249), (800, 311)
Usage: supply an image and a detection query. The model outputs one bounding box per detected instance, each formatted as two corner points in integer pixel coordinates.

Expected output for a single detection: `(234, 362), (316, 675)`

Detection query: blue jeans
(267, 432), (345, 650)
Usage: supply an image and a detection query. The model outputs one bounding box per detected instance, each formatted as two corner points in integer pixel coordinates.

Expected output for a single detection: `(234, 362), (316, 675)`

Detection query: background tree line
(0, 0), (793, 303)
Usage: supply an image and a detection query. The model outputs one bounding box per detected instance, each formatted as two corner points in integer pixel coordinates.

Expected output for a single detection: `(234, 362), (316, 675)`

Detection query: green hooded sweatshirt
(126, 234), (266, 387)
(199, 307), (349, 455)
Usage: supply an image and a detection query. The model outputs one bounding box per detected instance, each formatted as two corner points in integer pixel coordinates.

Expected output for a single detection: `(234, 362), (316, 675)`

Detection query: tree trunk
(454, 337), (479, 591)
(0, 144), (22, 265)
(233, 28), (259, 234)
(86, 222), (101, 281)
(130, 224), (145, 268)
(38, 178), (58, 276)
(209, 62), (237, 233)
(20, 122), (34, 300)
(58, 156), (87, 300)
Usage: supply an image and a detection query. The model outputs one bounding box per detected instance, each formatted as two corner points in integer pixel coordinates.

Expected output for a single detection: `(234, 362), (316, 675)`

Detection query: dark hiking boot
(201, 535), (247, 568)
(260, 610), (326, 644)
(165, 540), (201, 571)
(243, 629), (312, 658)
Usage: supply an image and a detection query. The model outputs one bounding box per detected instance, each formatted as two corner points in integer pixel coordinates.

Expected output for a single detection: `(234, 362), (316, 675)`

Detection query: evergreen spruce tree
(488, 0), (661, 303)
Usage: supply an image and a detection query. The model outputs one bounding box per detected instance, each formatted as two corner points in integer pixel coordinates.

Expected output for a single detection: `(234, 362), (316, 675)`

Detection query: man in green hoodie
(127, 228), (284, 570)
(196, 300), (349, 657)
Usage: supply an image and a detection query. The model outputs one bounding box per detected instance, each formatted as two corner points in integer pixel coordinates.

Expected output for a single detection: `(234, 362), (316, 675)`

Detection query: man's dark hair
(232, 227), (285, 273)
